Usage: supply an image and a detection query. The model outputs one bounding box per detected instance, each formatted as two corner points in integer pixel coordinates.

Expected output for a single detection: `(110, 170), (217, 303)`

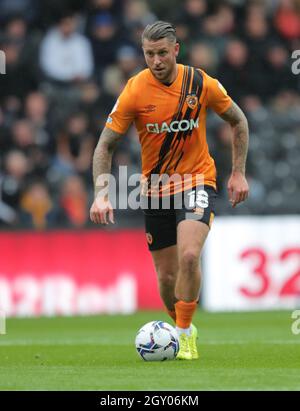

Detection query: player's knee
(158, 270), (176, 289)
(179, 250), (199, 274)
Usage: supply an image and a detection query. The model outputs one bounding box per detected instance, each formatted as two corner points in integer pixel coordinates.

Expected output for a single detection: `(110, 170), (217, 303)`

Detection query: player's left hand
(227, 172), (249, 208)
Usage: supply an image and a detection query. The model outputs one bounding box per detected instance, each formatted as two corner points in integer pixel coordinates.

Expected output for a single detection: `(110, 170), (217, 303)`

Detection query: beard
(150, 66), (173, 84)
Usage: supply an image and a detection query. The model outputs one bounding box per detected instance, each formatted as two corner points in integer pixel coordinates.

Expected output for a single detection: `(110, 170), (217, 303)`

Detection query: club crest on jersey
(186, 94), (198, 109)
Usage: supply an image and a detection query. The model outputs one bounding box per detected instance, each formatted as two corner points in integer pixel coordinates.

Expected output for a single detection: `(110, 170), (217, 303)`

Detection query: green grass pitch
(0, 310), (299, 391)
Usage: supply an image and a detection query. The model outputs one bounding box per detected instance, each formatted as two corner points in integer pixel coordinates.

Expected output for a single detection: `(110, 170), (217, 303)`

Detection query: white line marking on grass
(0, 339), (300, 346)
(203, 340), (300, 345)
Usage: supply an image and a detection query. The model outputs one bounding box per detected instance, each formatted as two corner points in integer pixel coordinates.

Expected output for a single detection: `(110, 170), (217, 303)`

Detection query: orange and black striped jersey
(105, 64), (232, 195)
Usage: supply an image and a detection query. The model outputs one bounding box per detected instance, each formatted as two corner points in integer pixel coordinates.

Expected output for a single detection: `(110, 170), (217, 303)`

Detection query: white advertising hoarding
(203, 216), (300, 311)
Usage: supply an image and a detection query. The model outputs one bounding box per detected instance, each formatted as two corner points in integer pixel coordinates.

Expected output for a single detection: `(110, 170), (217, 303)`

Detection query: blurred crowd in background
(0, 0), (299, 230)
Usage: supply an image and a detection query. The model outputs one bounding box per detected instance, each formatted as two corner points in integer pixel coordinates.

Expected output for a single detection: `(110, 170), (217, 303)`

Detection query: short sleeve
(206, 74), (233, 115)
(105, 78), (136, 134)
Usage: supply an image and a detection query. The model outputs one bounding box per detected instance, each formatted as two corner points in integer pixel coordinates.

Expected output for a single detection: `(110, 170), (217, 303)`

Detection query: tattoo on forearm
(220, 102), (249, 174)
(93, 127), (122, 196)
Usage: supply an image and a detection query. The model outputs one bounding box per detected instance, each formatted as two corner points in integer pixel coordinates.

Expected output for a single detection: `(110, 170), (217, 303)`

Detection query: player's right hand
(90, 197), (114, 225)
(227, 171), (249, 208)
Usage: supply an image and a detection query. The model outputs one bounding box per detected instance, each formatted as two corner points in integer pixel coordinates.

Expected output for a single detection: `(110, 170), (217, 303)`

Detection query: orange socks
(175, 300), (197, 329)
(165, 300), (198, 326)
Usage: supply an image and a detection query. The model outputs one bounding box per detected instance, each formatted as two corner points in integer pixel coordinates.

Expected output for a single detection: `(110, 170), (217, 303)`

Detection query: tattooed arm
(219, 101), (249, 207)
(90, 127), (123, 224)
(220, 101), (249, 175)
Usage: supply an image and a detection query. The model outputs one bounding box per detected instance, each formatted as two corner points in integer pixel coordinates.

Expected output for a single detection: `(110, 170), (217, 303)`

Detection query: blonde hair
(142, 21), (176, 44)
